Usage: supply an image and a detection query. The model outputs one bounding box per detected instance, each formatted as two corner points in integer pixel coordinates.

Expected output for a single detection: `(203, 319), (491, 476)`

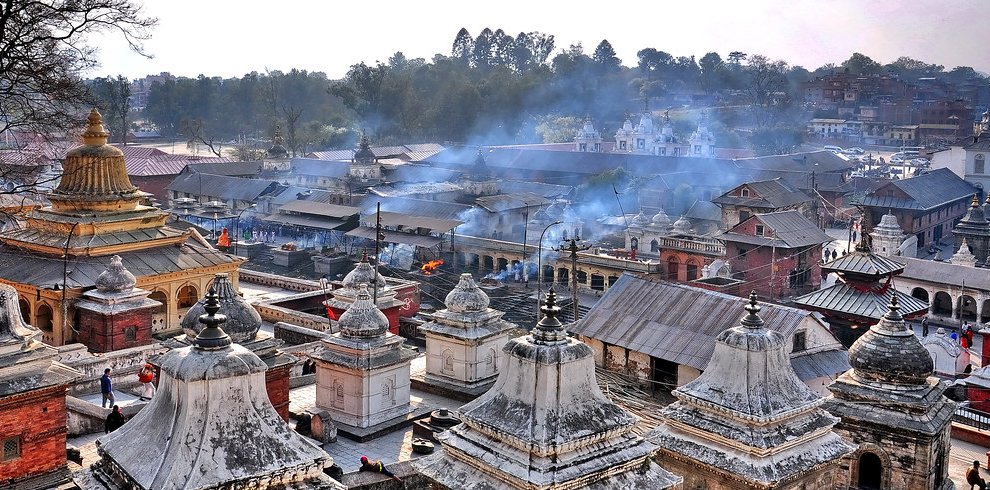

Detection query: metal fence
(954, 404), (990, 431)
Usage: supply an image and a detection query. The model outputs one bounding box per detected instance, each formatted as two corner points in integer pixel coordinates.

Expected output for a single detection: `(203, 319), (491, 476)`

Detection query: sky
(91, 0), (990, 80)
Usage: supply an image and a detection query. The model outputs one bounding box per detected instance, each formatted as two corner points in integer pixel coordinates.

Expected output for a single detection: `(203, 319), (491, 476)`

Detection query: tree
(841, 53), (882, 75)
(329, 61), (389, 127)
(89, 76), (132, 143)
(451, 28), (473, 65)
(592, 40), (621, 72)
(698, 52), (725, 94)
(534, 115), (582, 143)
(727, 51), (747, 65)
(0, 0), (156, 138)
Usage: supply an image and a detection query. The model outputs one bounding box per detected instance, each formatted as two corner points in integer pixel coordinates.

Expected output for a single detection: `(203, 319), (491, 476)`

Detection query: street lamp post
(536, 221), (562, 322)
(233, 203), (256, 256)
(521, 204), (529, 288)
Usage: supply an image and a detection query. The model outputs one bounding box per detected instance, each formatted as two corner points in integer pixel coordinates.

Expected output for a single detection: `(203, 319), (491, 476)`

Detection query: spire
(267, 124), (288, 158)
(740, 291), (764, 329)
(353, 133), (375, 164)
(50, 108), (145, 212)
(193, 286), (231, 350)
(533, 288), (567, 345)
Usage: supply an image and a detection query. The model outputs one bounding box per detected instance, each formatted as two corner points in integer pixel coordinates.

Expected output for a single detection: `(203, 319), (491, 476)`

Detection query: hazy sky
(91, 0), (990, 80)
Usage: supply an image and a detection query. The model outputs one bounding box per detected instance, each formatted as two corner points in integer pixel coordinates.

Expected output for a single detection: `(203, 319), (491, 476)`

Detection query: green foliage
(535, 115), (582, 143)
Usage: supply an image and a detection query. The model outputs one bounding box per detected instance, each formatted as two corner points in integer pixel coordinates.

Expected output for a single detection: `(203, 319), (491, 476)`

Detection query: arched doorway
(666, 257), (679, 281)
(959, 295), (978, 322)
(557, 267), (568, 285)
(496, 258), (509, 276)
(686, 260), (699, 281)
(933, 291), (952, 316)
(857, 452), (883, 490)
(482, 256), (494, 272)
(911, 287), (929, 304)
(36, 304), (53, 344)
(17, 297), (30, 325)
(650, 239), (659, 253)
(149, 290), (169, 333)
(176, 285), (198, 309)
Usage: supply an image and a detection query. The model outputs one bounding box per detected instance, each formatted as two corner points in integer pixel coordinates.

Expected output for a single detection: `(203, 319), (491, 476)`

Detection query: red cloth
(326, 305), (337, 321)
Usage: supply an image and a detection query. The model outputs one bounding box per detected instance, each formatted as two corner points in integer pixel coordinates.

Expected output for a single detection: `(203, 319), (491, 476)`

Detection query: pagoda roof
(793, 283), (928, 321)
(823, 250), (904, 276)
(0, 239), (239, 289)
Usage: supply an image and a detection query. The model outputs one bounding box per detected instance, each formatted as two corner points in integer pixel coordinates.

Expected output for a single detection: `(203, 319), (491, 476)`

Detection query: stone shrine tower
(953, 194), (990, 264)
(649, 292), (853, 489)
(573, 118), (603, 152)
(349, 134), (382, 185)
(418, 273), (516, 396)
(75, 255), (161, 353)
(313, 285), (415, 430)
(460, 149), (498, 197)
(870, 211), (908, 257)
(826, 296), (955, 490)
(325, 253), (406, 334)
(177, 273), (297, 421)
(416, 289), (681, 489)
(77, 287), (341, 489)
(0, 284), (78, 489)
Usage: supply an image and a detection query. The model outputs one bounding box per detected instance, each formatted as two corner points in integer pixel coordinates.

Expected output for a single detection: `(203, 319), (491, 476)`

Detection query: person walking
(138, 363), (156, 401)
(921, 316), (929, 337)
(104, 405), (125, 433)
(100, 368), (114, 408)
(968, 460), (988, 490)
(359, 456), (402, 483)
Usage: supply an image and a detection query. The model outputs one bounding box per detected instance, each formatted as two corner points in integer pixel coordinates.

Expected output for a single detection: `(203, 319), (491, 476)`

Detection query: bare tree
(180, 118), (224, 157)
(0, 0), (156, 137)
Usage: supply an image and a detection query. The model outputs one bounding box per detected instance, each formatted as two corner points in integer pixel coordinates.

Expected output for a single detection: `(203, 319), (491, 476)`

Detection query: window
(792, 331), (807, 352)
(636, 138), (645, 149)
(2, 437), (19, 461)
(740, 188), (750, 197)
(976, 154), (986, 174)
(755, 225), (765, 236)
(659, 147), (666, 156)
(650, 240), (659, 252)
(619, 141), (627, 150)
(694, 145), (702, 154)
(578, 143), (587, 152)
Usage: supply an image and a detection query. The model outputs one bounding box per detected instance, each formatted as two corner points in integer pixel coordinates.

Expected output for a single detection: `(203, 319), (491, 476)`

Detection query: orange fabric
(217, 227), (230, 247)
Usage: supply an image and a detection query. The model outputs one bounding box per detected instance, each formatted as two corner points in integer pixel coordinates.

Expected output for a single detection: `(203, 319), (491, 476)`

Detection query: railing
(658, 236), (725, 256)
(954, 404), (990, 432)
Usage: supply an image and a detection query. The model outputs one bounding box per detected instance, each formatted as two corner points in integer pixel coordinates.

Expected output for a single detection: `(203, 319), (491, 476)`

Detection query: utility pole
(373, 202), (382, 303)
(521, 204), (529, 288)
(559, 238), (591, 323)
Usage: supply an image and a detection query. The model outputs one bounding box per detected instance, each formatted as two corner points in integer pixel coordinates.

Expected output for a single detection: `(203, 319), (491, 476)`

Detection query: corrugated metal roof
(368, 211), (462, 231)
(369, 182), (463, 197)
(345, 227), (442, 248)
(823, 251), (904, 276)
(721, 211), (831, 249)
(895, 257), (990, 292)
(857, 168), (976, 211)
(167, 173), (279, 202)
(793, 283), (928, 320)
(570, 274), (842, 372)
(386, 165), (459, 183)
(497, 180), (574, 198)
(2, 226), (185, 250)
(261, 213), (349, 231)
(358, 196), (472, 221)
(277, 201), (361, 217)
(712, 178), (811, 209)
(790, 349), (851, 382)
(290, 158), (350, 178)
(685, 200), (721, 222)
(475, 193), (549, 213)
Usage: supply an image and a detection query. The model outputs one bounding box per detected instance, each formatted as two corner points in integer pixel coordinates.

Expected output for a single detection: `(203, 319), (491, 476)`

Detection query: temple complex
(76, 287), (342, 489)
(0, 284), (79, 489)
(176, 273), (296, 420)
(418, 273), (516, 396)
(313, 285), (416, 430)
(825, 296), (955, 490)
(416, 289), (681, 489)
(0, 109), (241, 345)
(794, 234), (928, 346)
(649, 292), (853, 489)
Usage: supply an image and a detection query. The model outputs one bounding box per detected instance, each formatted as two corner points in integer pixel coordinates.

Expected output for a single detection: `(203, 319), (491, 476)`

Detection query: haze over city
(92, 0), (990, 79)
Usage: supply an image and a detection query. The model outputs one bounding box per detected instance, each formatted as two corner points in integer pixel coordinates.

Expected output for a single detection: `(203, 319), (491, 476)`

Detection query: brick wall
(77, 308), (154, 353)
(266, 365), (291, 422)
(0, 385), (68, 484)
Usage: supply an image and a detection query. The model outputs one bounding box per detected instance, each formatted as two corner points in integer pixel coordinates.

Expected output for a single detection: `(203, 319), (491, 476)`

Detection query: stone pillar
(952, 296), (959, 320)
